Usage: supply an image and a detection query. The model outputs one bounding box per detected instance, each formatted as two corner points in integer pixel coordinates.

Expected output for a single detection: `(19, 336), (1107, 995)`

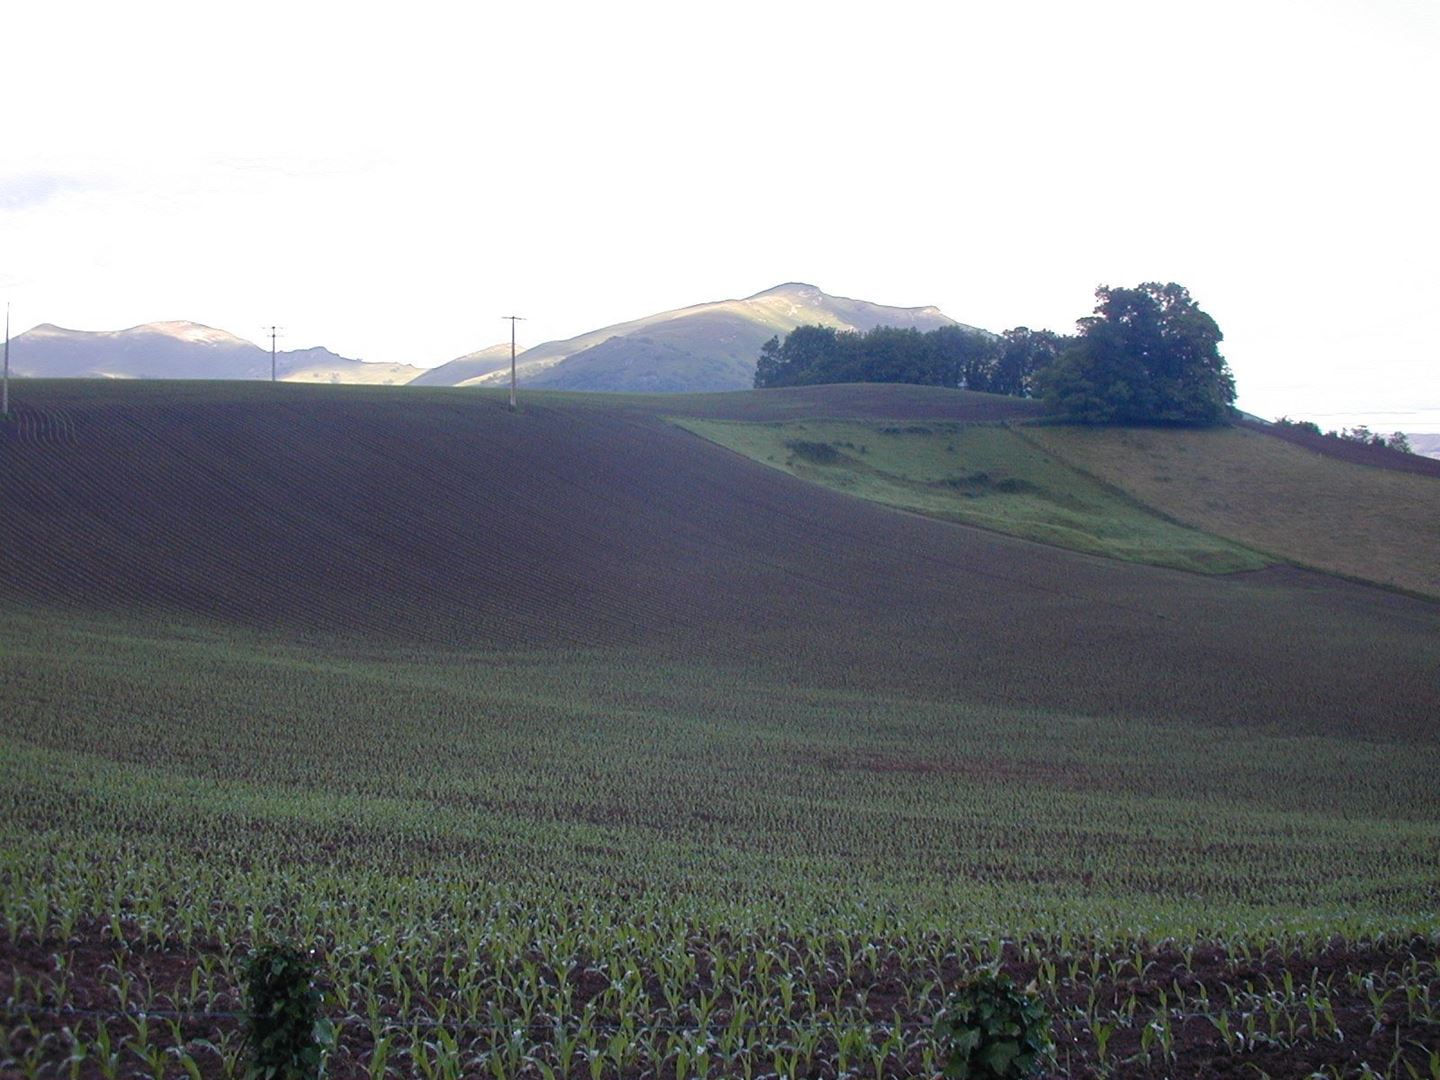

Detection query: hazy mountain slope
(525, 311), (775, 392)
(1409, 433), (1440, 460)
(1, 380), (1436, 737)
(10, 322), (267, 379)
(8, 321), (422, 384)
(408, 343), (520, 387)
(280, 346), (424, 385)
(439, 283), (968, 392)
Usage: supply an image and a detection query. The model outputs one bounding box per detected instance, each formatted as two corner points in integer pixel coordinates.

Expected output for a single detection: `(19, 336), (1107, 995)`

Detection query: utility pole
(502, 315), (524, 410)
(262, 325), (283, 382)
(3, 303), (10, 418)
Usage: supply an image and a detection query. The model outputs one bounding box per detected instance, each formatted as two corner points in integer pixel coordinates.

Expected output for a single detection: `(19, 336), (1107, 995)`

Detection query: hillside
(4, 380), (1440, 1079)
(407, 342), (521, 387)
(429, 283), (967, 392)
(677, 418), (1270, 573)
(7, 321), (422, 384)
(1247, 419), (1440, 477)
(1028, 423), (1440, 598)
(1, 380), (1436, 735)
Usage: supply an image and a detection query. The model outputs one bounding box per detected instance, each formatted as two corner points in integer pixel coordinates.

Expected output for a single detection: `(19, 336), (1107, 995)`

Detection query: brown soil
(3, 922), (1435, 1078)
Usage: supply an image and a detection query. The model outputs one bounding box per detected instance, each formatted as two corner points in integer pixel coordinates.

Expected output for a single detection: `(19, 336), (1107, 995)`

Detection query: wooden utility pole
(502, 315), (524, 409)
(3, 303), (10, 418)
(262, 325), (283, 382)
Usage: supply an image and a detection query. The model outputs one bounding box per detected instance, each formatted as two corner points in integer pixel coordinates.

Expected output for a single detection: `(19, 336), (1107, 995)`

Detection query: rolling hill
(1, 379), (1435, 735)
(7, 320), (423, 384)
(427, 283), (969, 392)
(4, 379), (1439, 1079)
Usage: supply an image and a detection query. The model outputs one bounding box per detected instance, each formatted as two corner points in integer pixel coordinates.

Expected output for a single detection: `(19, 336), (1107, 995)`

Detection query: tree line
(1275, 417), (1412, 454)
(755, 323), (1065, 399)
(755, 283), (1236, 426)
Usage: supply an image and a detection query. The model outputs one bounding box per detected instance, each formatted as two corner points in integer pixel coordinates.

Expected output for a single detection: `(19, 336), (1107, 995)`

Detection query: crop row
(4, 902), (1437, 1079)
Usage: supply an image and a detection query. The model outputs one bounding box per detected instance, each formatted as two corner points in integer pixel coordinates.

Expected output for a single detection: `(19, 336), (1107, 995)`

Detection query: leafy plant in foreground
(935, 969), (1053, 1079)
(245, 944), (335, 1079)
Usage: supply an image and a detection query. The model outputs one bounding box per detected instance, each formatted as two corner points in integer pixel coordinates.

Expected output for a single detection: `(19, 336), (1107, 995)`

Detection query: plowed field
(0, 380), (1435, 733)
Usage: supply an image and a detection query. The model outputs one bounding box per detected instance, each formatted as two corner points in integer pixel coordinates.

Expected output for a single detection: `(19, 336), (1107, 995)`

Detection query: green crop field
(1, 381), (1437, 1078)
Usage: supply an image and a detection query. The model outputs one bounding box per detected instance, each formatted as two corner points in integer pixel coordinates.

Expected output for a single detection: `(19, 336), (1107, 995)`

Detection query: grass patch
(676, 418), (1269, 574)
(1028, 424), (1440, 598)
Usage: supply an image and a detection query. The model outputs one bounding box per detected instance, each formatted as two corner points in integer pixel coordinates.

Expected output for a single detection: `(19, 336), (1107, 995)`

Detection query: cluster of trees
(755, 283), (1237, 426)
(754, 324), (1064, 399)
(1275, 417), (1413, 454)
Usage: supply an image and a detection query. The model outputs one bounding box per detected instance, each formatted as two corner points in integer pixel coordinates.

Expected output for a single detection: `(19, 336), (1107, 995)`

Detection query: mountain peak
(747, 282), (822, 299)
(132, 321), (256, 347)
(438, 283), (964, 392)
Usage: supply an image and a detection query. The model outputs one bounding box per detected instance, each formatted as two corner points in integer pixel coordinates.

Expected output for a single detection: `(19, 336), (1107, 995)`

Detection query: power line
(502, 316), (524, 410)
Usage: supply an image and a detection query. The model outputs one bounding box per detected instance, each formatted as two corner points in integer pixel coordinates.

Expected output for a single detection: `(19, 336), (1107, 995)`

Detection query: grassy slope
(675, 418), (1268, 574)
(1028, 424), (1440, 598)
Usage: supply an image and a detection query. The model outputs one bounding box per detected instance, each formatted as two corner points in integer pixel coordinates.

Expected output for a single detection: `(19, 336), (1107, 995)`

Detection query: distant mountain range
(1410, 434), (1440, 460)
(427, 282), (968, 393)
(7, 321), (422, 385)
(4, 284), (967, 393)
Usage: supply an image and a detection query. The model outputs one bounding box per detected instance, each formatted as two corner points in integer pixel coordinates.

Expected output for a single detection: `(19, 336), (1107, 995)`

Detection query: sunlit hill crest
(426, 283), (970, 393)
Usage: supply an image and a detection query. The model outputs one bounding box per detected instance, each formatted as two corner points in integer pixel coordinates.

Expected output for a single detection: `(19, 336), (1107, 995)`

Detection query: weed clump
(245, 944), (334, 1080)
(940, 472), (1039, 496)
(785, 440), (844, 465)
(935, 969), (1053, 1078)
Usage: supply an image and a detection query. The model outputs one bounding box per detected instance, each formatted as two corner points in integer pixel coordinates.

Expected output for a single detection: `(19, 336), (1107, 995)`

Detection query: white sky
(2, 0), (1436, 431)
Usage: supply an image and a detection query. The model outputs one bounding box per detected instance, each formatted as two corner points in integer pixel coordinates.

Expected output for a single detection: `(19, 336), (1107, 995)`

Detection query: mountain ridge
(6, 284), (972, 392)
(437, 282), (970, 393)
(8, 320), (422, 384)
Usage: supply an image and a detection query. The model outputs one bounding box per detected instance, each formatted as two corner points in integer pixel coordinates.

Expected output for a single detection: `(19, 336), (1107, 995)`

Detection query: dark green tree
(754, 335), (785, 388)
(754, 323), (1004, 391)
(753, 325), (849, 387)
(927, 324), (1001, 391)
(1041, 283), (1234, 424)
(992, 327), (1066, 398)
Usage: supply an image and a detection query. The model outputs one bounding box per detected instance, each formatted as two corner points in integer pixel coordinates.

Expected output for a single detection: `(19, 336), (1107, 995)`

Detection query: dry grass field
(1026, 423), (1440, 598)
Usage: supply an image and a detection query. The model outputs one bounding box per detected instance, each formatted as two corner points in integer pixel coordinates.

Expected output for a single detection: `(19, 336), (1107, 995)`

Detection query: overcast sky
(2, 0), (1436, 430)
